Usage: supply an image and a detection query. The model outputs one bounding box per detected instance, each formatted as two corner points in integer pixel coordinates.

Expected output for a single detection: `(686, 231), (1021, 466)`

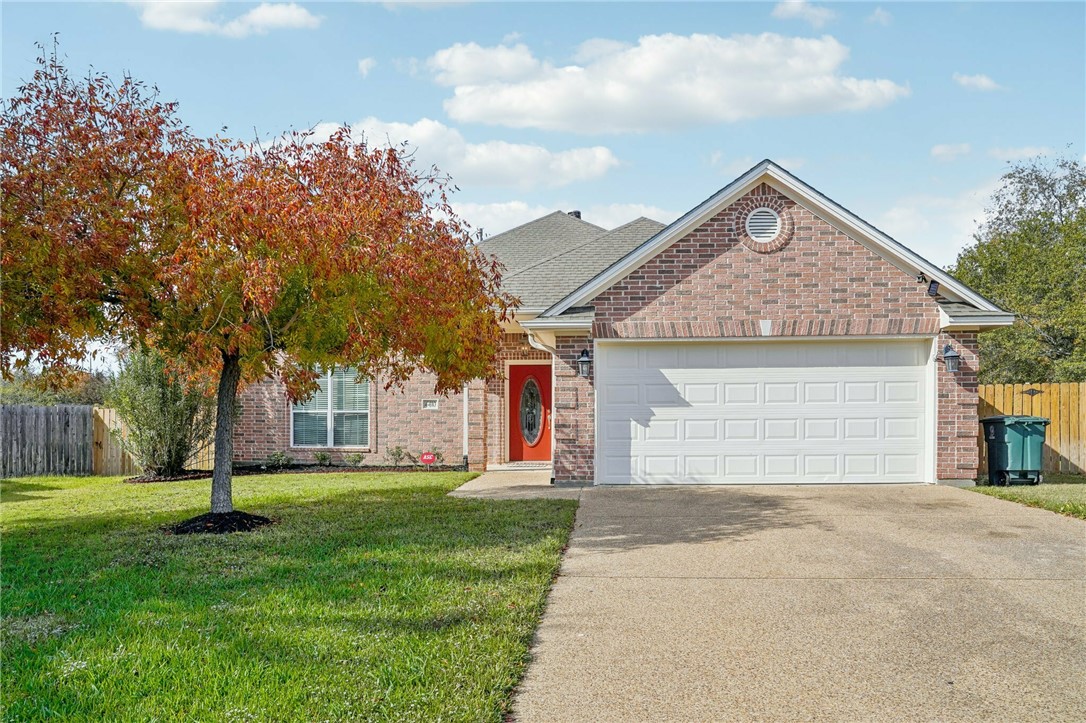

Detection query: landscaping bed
(1, 472), (577, 721)
(971, 473), (1086, 520)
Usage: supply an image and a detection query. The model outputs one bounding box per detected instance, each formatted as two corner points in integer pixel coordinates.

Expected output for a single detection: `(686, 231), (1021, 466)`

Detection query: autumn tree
(950, 155), (1086, 383)
(2, 46), (513, 525)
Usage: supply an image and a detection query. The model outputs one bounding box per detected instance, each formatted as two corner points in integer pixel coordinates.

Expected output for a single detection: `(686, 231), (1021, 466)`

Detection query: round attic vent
(745, 207), (781, 242)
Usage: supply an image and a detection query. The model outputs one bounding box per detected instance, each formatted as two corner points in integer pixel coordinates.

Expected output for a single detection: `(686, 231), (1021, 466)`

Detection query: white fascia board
(939, 307), (1015, 330)
(544, 160), (1004, 317)
(520, 317), (592, 332)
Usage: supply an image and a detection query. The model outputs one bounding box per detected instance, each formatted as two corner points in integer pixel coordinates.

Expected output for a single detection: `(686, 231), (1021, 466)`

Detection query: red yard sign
(420, 452), (437, 465)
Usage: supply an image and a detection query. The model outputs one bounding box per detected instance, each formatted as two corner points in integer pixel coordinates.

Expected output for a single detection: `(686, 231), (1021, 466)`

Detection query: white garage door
(596, 339), (933, 484)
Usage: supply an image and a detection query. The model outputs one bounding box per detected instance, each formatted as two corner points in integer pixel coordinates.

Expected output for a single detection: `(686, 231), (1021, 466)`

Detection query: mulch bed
(166, 511), (274, 535)
(126, 464), (465, 484)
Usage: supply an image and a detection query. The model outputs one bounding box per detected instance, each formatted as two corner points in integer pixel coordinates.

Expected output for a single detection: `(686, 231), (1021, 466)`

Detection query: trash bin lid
(979, 415), (1050, 425)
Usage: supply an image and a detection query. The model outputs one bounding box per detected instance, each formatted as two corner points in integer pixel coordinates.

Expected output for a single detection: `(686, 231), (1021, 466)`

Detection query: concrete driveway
(512, 484), (1086, 722)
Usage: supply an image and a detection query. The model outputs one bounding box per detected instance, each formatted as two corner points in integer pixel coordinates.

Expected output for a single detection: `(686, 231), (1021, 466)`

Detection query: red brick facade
(234, 182), (987, 484)
(593, 183), (942, 339)
(552, 335), (595, 484)
(234, 373), (464, 466)
(937, 331), (980, 479)
(556, 183), (978, 483)
(233, 333), (549, 471)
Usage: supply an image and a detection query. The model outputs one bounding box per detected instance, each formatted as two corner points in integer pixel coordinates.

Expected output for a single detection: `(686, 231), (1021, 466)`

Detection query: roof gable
(542, 160), (1006, 317)
(478, 212), (663, 309)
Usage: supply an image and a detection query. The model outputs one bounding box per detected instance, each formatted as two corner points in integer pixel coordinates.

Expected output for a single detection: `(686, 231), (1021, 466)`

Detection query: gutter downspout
(461, 382), (469, 469)
(525, 330), (559, 355)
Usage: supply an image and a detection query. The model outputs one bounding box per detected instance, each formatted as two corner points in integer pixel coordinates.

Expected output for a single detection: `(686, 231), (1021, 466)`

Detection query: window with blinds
(291, 368), (369, 447)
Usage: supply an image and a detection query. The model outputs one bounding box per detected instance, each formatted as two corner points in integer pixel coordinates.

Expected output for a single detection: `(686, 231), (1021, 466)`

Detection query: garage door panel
(684, 419), (720, 441)
(844, 381), (879, 404)
(597, 340), (931, 484)
(764, 382), (799, 404)
(724, 384), (759, 405)
(684, 383), (719, 405)
(644, 419), (679, 441)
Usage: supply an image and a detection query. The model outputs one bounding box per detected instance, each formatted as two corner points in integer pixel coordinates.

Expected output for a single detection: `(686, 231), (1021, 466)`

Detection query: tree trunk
(210, 351), (241, 514)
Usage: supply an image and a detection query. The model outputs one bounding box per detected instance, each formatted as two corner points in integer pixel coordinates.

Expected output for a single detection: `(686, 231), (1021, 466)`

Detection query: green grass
(971, 473), (1086, 520)
(1, 472), (577, 722)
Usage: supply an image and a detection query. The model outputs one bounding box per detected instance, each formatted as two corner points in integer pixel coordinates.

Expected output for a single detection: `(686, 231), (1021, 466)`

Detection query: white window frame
(290, 369), (370, 449)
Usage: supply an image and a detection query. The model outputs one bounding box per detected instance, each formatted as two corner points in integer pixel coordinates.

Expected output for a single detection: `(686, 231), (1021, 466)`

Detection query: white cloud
(875, 178), (998, 267)
(312, 118), (619, 189)
(930, 143), (971, 161)
(456, 201), (555, 238)
(572, 38), (631, 63)
(427, 41), (540, 85)
(582, 203), (681, 230)
(357, 57), (377, 78)
(130, 1), (321, 38)
(866, 7), (892, 26)
(988, 146), (1052, 161)
(771, 1), (835, 28)
(431, 34), (909, 133)
(953, 72), (1003, 91)
(709, 153), (804, 176)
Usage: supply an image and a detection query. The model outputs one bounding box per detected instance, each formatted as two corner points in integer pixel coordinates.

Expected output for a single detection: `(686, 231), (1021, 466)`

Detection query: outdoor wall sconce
(942, 344), (961, 373)
(576, 349), (593, 378)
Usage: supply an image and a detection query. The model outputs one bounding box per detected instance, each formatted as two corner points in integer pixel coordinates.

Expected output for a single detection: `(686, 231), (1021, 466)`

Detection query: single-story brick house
(233, 160), (1013, 484)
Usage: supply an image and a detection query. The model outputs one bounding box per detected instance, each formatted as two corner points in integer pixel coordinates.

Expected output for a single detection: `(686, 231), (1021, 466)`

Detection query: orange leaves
(4, 48), (515, 397)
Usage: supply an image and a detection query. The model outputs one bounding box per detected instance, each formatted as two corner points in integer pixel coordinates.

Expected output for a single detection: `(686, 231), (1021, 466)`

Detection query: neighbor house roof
(478, 212), (665, 309)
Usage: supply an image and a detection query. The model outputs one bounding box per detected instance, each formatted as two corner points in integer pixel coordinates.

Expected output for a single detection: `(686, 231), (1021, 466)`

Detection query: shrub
(107, 349), (216, 477)
(385, 446), (406, 467)
(312, 451), (332, 467)
(267, 451), (293, 469)
(343, 452), (365, 467)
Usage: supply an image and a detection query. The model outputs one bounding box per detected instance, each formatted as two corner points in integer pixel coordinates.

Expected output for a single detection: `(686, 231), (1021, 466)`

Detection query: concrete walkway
(507, 484), (1086, 722)
(449, 469), (585, 500)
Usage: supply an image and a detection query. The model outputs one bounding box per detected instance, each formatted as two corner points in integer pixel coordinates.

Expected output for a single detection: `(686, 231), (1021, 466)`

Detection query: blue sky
(4, 1), (1084, 267)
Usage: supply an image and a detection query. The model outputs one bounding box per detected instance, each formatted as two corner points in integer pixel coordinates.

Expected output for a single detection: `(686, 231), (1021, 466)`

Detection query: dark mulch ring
(126, 464), (465, 484)
(166, 511), (274, 535)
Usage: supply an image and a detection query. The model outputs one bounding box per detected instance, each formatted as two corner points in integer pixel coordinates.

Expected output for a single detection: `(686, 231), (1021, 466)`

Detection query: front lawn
(1, 472), (577, 721)
(971, 473), (1086, 520)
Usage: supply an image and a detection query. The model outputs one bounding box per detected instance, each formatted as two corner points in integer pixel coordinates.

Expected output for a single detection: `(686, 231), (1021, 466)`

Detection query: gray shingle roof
(938, 301), (999, 317)
(478, 213), (664, 308)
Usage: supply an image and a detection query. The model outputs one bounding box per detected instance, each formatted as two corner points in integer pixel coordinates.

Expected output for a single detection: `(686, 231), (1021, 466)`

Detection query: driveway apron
(513, 485), (1086, 722)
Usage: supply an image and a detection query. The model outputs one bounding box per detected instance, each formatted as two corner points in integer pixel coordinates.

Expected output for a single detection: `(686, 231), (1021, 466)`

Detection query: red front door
(508, 364), (551, 461)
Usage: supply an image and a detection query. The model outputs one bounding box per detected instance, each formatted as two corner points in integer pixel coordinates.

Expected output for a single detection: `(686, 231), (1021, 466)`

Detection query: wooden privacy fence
(977, 382), (1085, 475)
(1, 404), (214, 478)
(92, 407), (216, 476)
(1, 404), (94, 477)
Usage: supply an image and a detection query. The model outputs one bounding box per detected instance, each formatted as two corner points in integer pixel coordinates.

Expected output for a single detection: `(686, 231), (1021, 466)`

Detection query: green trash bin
(980, 416), (1049, 486)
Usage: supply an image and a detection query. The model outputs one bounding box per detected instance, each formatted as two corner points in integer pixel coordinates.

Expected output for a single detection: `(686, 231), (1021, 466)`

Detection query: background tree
(2, 46), (513, 524)
(0, 368), (111, 406)
(108, 349), (216, 477)
(951, 155), (1086, 383)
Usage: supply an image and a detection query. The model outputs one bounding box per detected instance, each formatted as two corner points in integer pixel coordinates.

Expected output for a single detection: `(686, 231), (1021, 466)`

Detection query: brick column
(937, 330), (980, 480)
(466, 379), (488, 471)
(553, 335), (595, 484)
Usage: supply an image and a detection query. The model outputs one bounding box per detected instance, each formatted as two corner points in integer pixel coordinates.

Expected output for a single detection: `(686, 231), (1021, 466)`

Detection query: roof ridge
(476, 210), (605, 246)
(504, 216), (660, 280)
(596, 215), (665, 236)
